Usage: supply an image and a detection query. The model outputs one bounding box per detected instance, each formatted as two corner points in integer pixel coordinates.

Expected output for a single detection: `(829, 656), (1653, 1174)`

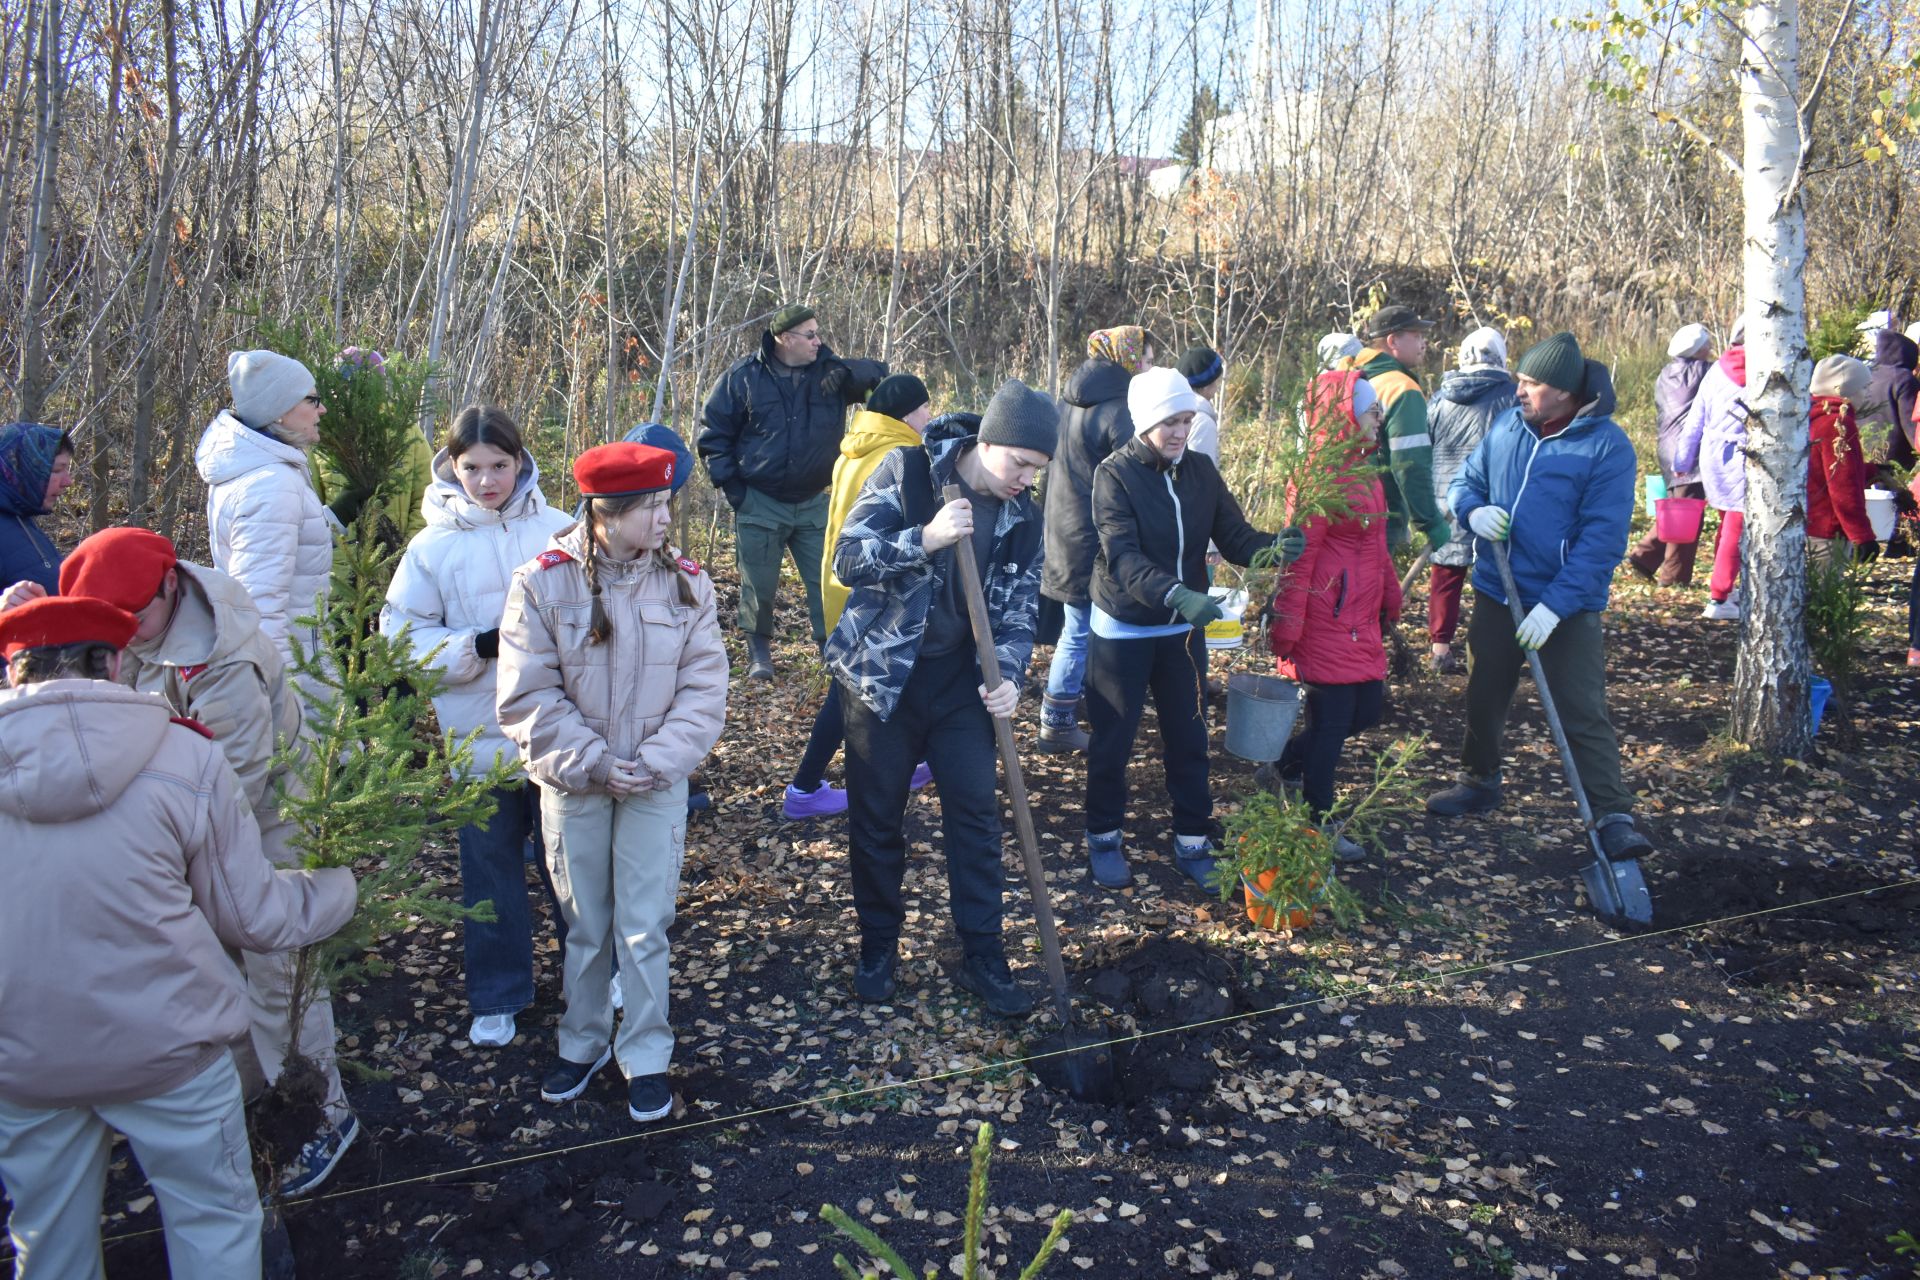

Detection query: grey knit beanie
(228, 350), (316, 430)
(977, 378), (1059, 457)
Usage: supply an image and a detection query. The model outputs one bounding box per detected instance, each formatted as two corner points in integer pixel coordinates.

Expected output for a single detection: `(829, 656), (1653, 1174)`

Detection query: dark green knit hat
(768, 303), (817, 336)
(1515, 331), (1586, 396)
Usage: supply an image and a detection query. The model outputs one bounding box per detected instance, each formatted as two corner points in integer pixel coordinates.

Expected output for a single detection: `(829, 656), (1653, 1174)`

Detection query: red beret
(0, 595), (138, 660)
(573, 442), (675, 499)
(60, 527), (178, 612)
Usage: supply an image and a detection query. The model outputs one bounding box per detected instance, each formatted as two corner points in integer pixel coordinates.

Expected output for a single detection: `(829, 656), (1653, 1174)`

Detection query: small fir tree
(274, 518), (517, 1063)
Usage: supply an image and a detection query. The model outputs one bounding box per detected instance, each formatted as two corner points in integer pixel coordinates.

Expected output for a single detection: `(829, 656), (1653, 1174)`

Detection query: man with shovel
(1428, 331), (1654, 865)
(824, 379), (1058, 1018)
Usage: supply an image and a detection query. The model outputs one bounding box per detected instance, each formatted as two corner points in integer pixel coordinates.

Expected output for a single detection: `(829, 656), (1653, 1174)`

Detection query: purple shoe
(783, 781), (848, 819)
(909, 762), (933, 791)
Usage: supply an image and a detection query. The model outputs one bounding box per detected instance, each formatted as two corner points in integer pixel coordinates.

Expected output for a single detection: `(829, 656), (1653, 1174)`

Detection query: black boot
(745, 634), (775, 680)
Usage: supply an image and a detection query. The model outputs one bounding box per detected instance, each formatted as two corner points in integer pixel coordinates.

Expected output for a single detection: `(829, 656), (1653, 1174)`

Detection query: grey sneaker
(1332, 834), (1366, 864)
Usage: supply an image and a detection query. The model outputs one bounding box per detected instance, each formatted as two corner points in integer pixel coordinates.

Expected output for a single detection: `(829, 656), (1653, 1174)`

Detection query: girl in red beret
(495, 442), (728, 1124)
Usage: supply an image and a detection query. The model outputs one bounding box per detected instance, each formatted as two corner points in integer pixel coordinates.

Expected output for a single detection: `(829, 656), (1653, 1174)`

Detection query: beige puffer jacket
(496, 521), (728, 794)
(122, 560), (303, 814)
(0, 680), (355, 1109)
(195, 409), (339, 676)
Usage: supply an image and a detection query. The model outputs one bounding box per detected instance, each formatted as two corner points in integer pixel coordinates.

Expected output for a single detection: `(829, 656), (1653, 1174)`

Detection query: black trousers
(841, 649), (1005, 957)
(1085, 627), (1211, 838)
(1278, 680), (1384, 815)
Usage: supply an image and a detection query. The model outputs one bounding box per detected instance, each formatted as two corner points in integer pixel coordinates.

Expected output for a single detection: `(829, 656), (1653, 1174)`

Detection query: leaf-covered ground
(75, 559), (1920, 1279)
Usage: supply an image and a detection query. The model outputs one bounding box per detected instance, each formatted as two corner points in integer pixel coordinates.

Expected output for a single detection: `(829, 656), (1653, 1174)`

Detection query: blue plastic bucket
(1810, 676), (1832, 735)
(1644, 474), (1668, 520)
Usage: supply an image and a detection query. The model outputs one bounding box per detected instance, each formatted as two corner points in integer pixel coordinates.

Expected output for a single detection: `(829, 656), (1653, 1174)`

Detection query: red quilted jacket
(1806, 396), (1873, 543)
(1266, 371), (1403, 685)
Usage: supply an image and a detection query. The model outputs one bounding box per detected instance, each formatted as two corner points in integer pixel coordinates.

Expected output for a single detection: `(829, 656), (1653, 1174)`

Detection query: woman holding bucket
(1080, 367), (1303, 892)
(1265, 372), (1402, 863)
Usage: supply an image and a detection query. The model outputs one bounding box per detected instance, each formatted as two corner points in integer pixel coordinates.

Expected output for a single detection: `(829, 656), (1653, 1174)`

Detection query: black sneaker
(1426, 779), (1503, 816)
(853, 944), (897, 1003)
(627, 1073), (673, 1123)
(540, 1047), (611, 1103)
(955, 952), (1035, 1018)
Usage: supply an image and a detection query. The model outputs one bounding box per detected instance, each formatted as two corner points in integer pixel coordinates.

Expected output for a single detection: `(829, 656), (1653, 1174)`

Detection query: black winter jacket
(698, 334), (888, 506)
(1090, 436), (1273, 627)
(1040, 358), (1135, 604)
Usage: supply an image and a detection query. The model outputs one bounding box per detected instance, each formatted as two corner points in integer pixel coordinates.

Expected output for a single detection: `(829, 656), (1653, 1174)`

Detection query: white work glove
(1515, 603), (1561, 650)
(1467, 505), (1511, 541)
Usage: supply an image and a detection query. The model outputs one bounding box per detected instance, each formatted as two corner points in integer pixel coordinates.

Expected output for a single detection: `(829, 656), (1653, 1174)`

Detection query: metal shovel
(1488, 541), (1654, 927)
(945, 484), (1118, 1102)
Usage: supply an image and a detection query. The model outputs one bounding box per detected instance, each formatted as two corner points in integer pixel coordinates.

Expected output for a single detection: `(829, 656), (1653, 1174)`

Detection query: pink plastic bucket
(1653, 497), (1707, 543)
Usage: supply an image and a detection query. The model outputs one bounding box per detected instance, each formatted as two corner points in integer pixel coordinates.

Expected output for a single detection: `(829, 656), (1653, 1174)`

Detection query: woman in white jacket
(381, 405), (572, 1047)
(195, 350), (343, 684)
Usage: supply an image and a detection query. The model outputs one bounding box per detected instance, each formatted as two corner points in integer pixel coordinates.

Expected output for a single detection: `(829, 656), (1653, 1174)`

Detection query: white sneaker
(1701, 599), (1741, 621)
(610, 974), (624, 1011)
(469, 1013), (516, 1047)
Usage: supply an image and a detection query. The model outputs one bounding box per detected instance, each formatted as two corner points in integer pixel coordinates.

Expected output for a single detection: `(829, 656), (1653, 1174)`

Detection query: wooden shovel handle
(942, 483), (1074, 1021)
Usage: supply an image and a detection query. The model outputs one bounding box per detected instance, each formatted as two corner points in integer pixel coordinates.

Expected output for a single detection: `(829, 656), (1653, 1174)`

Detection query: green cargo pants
(734, 487), (828, 644)
(1460, 591), (1635, 818)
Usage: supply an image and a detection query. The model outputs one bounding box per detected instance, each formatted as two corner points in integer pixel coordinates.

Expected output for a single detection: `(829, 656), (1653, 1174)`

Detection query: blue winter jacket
(0, 423), (68, 593)
(1448, 361), (1636, 619)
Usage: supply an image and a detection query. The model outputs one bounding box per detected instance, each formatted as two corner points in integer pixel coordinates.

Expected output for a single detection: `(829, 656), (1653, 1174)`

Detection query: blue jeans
(460, 782), (562, 1018)
(1044, 601), (1091, 699)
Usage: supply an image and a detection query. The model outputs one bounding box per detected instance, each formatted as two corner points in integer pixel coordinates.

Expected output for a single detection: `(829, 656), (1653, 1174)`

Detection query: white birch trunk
(1728, 0), (1814, 756)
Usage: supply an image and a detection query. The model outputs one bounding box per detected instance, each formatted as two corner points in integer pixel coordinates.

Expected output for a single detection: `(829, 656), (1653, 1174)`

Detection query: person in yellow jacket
(782, 374), (938, 819)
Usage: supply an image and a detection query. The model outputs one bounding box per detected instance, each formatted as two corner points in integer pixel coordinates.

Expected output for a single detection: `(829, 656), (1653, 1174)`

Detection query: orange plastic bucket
(1242, 870), (1320, 931)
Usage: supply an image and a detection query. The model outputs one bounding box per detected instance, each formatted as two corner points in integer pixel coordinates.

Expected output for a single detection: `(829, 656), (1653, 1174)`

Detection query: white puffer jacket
(381, 450), (573, 775)
(195, 409), (339, 672)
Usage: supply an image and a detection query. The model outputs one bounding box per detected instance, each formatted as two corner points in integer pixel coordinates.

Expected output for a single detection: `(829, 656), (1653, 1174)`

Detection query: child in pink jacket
(497, 443), (728, 1125)
(1265, 372), (1402, 862)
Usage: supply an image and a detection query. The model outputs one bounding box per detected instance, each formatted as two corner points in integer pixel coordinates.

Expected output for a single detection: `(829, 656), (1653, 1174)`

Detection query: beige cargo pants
(542, 781), (688, 1079)
(0, 1054), (262, 1280)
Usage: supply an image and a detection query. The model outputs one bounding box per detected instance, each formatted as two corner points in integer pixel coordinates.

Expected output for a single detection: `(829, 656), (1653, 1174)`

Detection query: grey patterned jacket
(825, 428), (1044, 721)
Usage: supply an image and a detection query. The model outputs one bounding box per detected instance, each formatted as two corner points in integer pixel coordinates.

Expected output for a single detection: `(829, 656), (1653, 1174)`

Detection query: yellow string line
(62, 874), (1919, 1251)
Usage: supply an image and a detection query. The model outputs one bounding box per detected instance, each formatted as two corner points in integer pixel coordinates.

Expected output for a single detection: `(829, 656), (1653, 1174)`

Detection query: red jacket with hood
(1807, 395), (1874, 543)
(1267, 370), (1403, 685)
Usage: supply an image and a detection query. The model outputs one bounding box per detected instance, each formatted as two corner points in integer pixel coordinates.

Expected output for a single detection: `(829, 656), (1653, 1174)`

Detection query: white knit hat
(1458, 327), (1508, 371)
(227, 350), (316, 430)
(1667, 323), (1713, 359)
(1317, 332), (1362, 371)
(1127, 366), (1205, 436)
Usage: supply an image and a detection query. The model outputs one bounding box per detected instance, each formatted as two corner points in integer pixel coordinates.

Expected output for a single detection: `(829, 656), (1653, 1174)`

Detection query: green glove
(1168, 584), (1225, 626)
(1422, 519), (1452, 553)
(1275, 526), (1307, 563)
(328, 483), (375, 527)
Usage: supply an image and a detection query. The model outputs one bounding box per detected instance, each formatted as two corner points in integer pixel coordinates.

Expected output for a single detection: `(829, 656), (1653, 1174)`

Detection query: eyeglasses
(301, 394), (324, 406)
(794, 330), (821, 341)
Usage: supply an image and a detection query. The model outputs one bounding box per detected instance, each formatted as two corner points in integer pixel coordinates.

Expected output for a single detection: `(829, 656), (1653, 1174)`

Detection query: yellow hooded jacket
(821, 409), (923, 630)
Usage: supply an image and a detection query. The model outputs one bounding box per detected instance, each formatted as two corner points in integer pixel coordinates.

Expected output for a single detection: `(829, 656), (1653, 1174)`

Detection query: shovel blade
(1032, 1029), (1120, 1104)
(1581, 856), (1654, 926)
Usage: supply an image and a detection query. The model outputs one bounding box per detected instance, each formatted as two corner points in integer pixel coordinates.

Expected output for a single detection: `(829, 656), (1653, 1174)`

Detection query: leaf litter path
(76, 565), (1920, 1279)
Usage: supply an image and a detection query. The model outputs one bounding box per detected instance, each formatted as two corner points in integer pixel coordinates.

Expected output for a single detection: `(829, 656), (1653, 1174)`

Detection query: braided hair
(582, 493), (690, 642)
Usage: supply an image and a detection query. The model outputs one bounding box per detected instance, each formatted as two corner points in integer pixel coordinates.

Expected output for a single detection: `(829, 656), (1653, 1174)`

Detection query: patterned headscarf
(0, 423), (68, 517)
(1086, 326), (1153, 375)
